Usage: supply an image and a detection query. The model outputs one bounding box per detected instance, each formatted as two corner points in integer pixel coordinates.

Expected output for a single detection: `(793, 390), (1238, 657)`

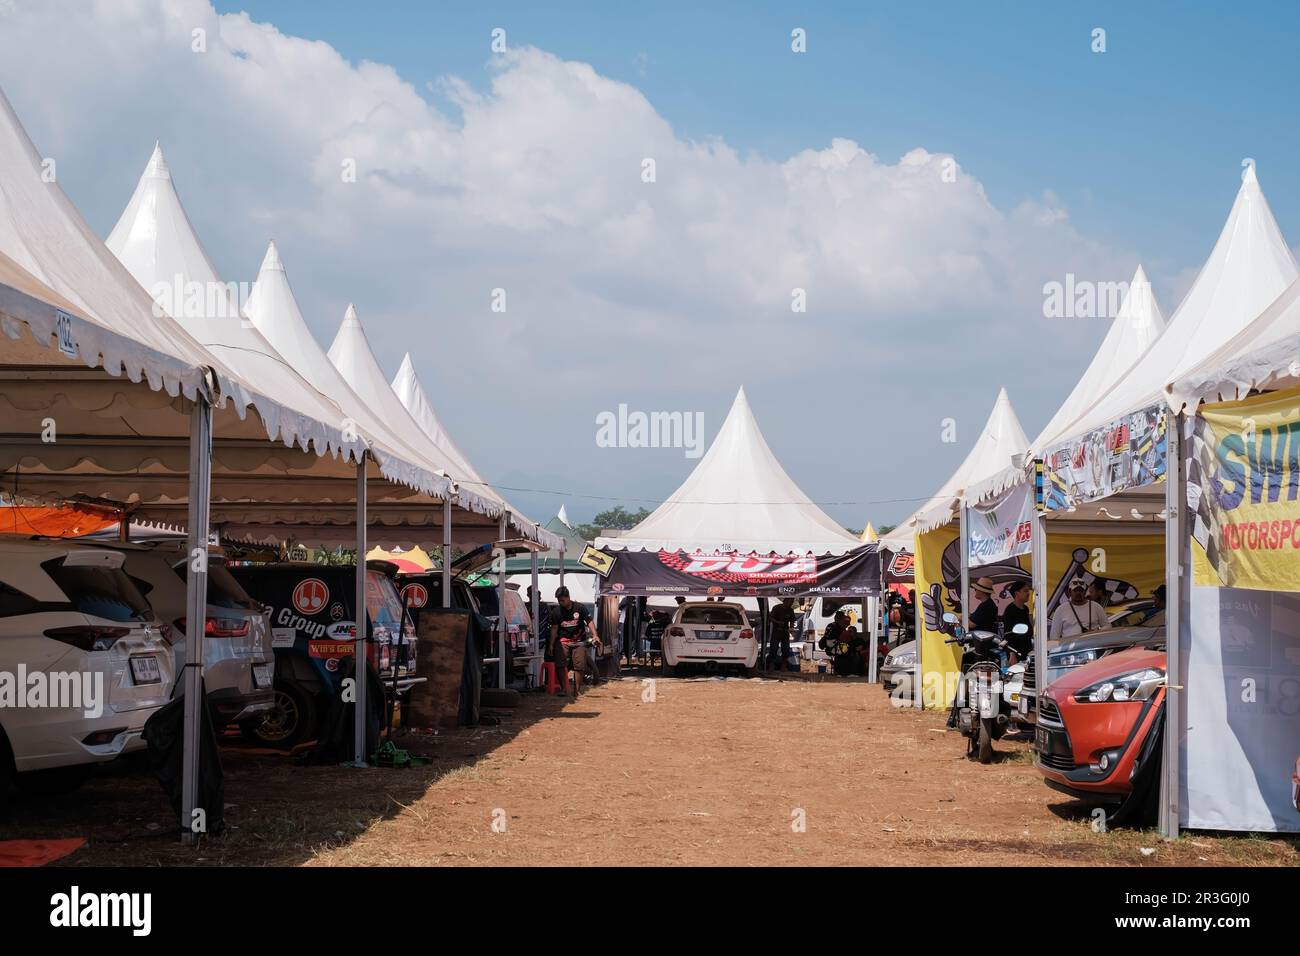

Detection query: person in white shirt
(1049, 577), (1110, 641)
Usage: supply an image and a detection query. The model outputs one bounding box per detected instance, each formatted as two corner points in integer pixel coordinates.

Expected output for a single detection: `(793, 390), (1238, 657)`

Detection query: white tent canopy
(390, 352), (555, 547)
(106, 142), (365, 463)
(243, 243), (451, 498)
(1043, 164), (1298, 449)
(0, 87), (234, 403)
(880, 387), (1030, 550)
(596, 386), (861, 555)
(1031, 264), (1166, 451)
(1170, 276), (1300, 408)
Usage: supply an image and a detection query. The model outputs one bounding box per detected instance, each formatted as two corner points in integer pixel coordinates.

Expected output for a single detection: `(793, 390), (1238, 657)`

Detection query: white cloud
(0, 0), (1144, 525)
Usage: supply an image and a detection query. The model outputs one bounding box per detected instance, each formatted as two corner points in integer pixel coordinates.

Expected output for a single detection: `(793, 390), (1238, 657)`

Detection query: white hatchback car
(661, 601), (757, 676)
(0, 540), (175, 802)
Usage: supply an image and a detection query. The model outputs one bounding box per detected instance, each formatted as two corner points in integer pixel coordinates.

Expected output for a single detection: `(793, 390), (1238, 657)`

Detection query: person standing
(1000, 580), (1033, 661)
(768, 598), (796, 670)
(1049, 577), (1109, 640)
(968, 577), (999, 631)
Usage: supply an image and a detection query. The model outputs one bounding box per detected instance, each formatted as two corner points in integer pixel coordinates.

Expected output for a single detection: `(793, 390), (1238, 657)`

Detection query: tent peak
(258, 240), (284, 274)
(1242, 160), (1258, 187)
(145, 140), (169, 179)
(342, 303), (360, 326)
(557, 504), (571, 527)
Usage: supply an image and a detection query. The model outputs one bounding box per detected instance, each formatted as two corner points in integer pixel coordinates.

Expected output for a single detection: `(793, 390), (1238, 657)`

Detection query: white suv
(661, 601), (757, 676)
(0, 540), (175, 804)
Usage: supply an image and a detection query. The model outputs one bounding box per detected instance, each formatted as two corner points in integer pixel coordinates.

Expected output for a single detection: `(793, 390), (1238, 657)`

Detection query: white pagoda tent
(880, 387), (1030, 551)
(1040, 163), (1298, 451)
(596, 387), (861, 555)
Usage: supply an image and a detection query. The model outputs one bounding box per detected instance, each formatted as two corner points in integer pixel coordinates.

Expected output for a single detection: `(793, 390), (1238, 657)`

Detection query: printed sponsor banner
(1188, 387), (1300, 592)
(965, 480), (1034, 565)
(883, 549), (915, 584)
(598, 546), (879, 598)
(1183, 582), (1300, 832)
(1041, 403), (1168, 511)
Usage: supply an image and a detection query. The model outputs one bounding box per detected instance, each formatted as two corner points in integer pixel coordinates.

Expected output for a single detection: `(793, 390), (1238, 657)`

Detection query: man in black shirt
(1000, 580), (1033, 661)
(969, 576), (999, 631)
(550, 586), (602, 689)
(767, 598), (796, 670)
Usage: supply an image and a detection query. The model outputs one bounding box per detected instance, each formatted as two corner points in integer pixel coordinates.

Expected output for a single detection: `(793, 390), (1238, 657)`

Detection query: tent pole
(958, 509), (971, 635)
(498, 512), (508, 689)
(866, 593), (878, 683)
(1160, 413), (1186, 839)
(559, 544), (566, 591)
(441, 498), (452, 609)
(1031, 504), (1048, 719)
(530, 548), (540, 682)
(352, 455), (369, 767)
(180, 393), (212, 844)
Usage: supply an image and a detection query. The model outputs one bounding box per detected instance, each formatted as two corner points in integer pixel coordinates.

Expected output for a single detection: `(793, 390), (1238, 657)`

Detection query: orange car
(1034, 645), (1166, 826)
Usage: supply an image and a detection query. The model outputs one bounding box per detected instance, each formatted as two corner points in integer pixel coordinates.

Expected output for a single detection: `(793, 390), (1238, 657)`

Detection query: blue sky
(4, 1), (1298, 533)
(214, 0), (1300, 277)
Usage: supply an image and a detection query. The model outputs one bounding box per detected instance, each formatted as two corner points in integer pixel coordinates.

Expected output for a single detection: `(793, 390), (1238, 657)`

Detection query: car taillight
(175, 616), (250, 638)
(44, 625), (131, 652)
(738, 628), (754, 640)
(205, 617), (250, 638)
(668, 626), (685, 637)
(379, 644), (391, 671)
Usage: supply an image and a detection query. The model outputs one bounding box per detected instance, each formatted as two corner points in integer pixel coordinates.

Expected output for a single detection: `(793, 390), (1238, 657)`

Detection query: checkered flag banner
(1187, 413), (1223, 577)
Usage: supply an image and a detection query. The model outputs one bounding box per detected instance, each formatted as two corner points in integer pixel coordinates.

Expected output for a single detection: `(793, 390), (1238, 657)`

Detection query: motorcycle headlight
(1049, 648), (1099, 669)
(1073, 667), (1165, 704)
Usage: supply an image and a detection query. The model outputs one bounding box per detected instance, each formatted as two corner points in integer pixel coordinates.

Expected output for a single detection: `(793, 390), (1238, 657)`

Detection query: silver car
(101, 542), (275, 727)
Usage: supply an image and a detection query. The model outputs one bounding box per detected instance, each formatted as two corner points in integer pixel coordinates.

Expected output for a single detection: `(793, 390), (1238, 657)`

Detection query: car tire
(977, 718), (995, 764)
(248, 679), (317, 749)
(15, 763), (95, 795)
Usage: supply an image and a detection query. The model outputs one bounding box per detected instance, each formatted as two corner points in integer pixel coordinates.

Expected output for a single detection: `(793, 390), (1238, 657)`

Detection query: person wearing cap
(550, 585), (602, 688)
(1144, 584), (1167, 622)
(1049, 576), (1109, 641)
(968, 577), (999, 631)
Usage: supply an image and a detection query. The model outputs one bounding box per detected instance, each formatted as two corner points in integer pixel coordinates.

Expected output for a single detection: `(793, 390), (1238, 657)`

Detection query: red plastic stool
(541, 661), (569, 695)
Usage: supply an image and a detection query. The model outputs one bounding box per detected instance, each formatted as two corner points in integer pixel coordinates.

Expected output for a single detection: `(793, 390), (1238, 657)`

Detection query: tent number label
(55, 310), (77, 358)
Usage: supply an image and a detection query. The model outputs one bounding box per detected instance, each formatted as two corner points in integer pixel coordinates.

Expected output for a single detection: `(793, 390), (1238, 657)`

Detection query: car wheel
(977, 718), (995, 764)
(15, 763), (95, 795)
(248, 680), (317, 749)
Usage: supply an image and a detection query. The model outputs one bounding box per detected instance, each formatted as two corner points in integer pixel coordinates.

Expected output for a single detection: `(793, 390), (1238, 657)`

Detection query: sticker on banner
(292, 578), (329, 615)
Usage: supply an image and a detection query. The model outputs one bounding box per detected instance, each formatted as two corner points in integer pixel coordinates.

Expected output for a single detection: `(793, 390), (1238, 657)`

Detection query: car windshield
(501, 591), (531, 627)
(365, 570), (406, 635)
(42, 557), (151, 623)
(681, 606), (745, 626)
(173, 561), (261, 611)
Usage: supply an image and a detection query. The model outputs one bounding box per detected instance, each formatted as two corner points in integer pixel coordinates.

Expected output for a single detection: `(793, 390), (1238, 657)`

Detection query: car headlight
(1073, 667), (1165, 704)
(1049, 648), (1099, 669)
(888, 652), (916, 667)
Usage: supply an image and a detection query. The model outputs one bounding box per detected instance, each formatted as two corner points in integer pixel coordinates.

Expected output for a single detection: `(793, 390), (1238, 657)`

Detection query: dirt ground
(3, 669), (1297, 866)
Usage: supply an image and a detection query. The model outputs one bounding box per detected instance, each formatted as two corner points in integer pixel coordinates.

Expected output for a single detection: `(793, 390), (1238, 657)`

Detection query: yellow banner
(1190, 386), (1300, 591)
(914, 524), (1162, 710)
(1044, 532), (1164, 619)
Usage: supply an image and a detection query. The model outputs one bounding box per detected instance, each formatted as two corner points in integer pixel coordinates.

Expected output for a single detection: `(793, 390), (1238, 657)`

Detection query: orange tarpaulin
(0, 506), (118, 537)
(0, 837), (86, 867)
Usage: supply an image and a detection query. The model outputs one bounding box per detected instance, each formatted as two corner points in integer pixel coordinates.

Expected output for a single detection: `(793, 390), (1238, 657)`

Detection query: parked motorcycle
(943, 612), (1030, 763)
